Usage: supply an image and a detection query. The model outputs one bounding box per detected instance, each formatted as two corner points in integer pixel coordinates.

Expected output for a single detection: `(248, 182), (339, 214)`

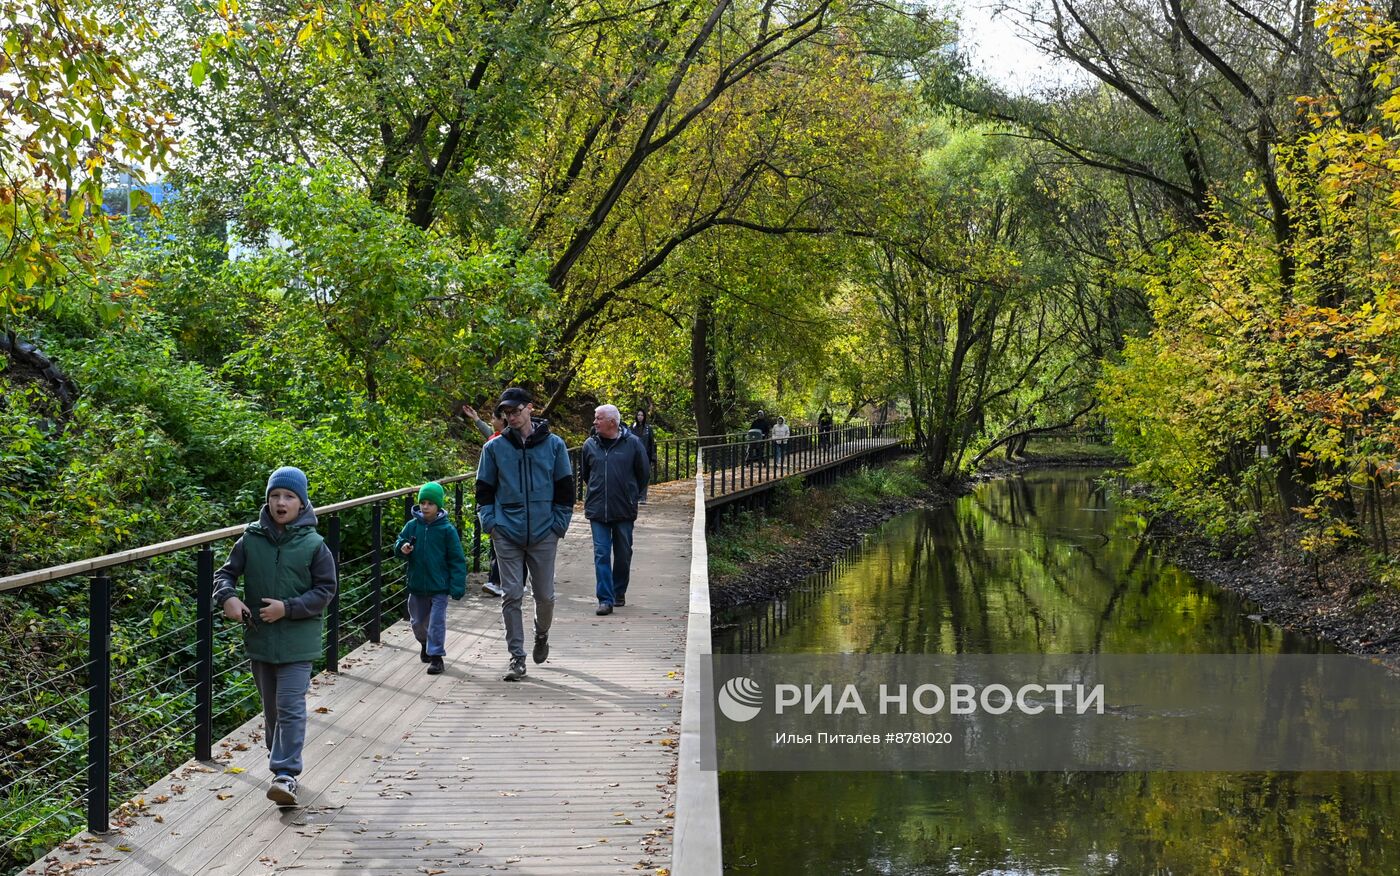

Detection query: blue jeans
(408, 592), (448, 657)
(590, 520), (635, 605)
(250, 660), (311, 778)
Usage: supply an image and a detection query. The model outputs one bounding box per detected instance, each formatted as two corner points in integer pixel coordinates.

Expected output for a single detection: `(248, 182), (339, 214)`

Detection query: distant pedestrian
(818, 408), (833, 447)
(393, 482), (467, 676)
(631, 409), (658, 503)
(214, 466), (337, 808)
(475, 387), (574, 681)
(462, 403), (509, 597)
(771, 415), (791, 464)
(581, 405), (650, 614)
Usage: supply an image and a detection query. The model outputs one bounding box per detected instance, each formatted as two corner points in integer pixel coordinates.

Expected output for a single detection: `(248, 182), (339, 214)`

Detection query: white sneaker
(483, 580), (504, 596)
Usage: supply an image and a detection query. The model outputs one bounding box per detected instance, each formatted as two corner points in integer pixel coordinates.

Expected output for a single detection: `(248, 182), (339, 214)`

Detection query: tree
(1, 0), (174, 314)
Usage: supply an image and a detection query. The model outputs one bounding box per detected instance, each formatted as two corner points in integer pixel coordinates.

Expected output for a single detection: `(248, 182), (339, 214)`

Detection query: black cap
(495, 386), (533, 415)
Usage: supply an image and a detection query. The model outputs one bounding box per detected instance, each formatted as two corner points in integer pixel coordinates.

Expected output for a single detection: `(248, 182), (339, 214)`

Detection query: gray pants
(250, 660), (312, 778)
(494, 534), (559, 659)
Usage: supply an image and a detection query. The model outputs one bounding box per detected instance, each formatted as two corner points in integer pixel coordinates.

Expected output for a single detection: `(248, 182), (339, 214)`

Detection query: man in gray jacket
(475, 387), (575, 681)
(580, 404), (650, 615)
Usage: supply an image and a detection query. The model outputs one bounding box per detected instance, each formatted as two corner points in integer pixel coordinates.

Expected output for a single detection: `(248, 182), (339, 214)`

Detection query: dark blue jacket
(580, 427), (650, 523)
(475, 417), (574, 545)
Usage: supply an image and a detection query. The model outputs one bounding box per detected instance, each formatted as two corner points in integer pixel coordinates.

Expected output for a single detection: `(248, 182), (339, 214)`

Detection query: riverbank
(1159, 519), (1400, 655)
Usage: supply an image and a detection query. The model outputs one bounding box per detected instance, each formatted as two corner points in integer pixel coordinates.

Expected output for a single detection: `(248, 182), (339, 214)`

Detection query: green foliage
(0, 0), (174, 314)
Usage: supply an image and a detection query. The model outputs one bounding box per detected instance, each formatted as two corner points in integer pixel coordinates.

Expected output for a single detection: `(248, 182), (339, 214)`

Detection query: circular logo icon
(718, 676), (763, 722)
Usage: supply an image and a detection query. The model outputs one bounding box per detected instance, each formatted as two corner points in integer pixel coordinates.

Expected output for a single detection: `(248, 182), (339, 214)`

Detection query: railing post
(453, 482), (464, 536)
(195, 546), (214, 761)
(325, 514), (341, 673)
(87, 573), (111, 834)
(370, 502), (383, 644)
(403, 495), (412, 521)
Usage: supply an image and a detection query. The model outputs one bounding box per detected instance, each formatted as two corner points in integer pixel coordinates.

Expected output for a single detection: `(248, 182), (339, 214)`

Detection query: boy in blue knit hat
(213, 466), (338, 808)
(393, 482), (467, 675)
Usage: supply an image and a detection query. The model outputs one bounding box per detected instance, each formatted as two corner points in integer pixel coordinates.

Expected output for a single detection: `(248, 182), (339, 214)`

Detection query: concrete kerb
(671, 462), (722, 874)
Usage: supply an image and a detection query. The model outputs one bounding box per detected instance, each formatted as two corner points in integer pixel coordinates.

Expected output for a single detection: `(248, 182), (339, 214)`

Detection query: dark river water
(712, 468), (1400, 875)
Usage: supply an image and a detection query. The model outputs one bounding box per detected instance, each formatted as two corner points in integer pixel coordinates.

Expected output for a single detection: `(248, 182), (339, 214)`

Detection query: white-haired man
(579, 404), (651, 614)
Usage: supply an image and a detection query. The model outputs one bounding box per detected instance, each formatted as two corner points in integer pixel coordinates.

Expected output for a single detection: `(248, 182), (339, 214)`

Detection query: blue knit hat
(266, 466), (310, 508)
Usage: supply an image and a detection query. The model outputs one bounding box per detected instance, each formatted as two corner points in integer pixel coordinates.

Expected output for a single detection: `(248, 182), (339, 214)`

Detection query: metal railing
(698, 420), (909, 501)
(0, 474), (482, 854)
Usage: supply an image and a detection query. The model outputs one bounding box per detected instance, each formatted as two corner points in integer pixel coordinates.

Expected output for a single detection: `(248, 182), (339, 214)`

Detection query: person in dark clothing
(818, 408), (834, 447)
(630, 409), (658, 503)
(581, 404), (650, 614)
(393, 481), (467, 675)
(748, 409), (771, 463)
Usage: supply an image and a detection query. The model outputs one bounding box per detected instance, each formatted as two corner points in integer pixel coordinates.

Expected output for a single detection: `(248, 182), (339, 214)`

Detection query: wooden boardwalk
(30, 487), (695, 876)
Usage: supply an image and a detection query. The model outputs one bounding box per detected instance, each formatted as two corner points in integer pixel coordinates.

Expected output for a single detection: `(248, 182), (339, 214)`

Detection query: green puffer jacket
(393, 508), (467, 598)
(213, 504), (338, 664)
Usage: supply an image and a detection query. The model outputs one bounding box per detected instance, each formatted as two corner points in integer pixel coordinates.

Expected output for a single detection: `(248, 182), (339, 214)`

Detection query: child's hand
(223, 597), (249, 621)
(259, 598), (286, 623)
(400, 542), (414, 555)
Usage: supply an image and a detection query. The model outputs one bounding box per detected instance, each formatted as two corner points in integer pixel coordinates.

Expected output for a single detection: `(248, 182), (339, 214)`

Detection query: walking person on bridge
(213, 466), (338, 808)
(581, 405), (651, 615)
(771, 415), (791, 464)
(630, 408), (657, 504)
(475, 388), (574, 681)
(393, 482), (467, 676)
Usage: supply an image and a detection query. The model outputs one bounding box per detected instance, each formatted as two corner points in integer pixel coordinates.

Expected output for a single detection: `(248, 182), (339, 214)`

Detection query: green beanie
(417, 481), (446, 508)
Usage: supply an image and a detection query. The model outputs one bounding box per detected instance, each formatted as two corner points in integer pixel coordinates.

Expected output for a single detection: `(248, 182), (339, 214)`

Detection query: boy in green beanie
(393, 481), (467, 675)
(214, 466), (338, 808)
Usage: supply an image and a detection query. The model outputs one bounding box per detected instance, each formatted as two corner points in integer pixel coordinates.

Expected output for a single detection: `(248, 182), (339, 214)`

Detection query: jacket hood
(588, 425), (632, 448)
(504, 416), (554, 449)
(250, 501), (319, 535)
(412, 506), (452, 525)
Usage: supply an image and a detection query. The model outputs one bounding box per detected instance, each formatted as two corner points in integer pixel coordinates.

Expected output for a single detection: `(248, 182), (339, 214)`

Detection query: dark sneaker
(532, 633), (549, 664)
(267, 775), (298, 807)
(503, 656), (527, 681)
(427, 655), (444, 675)
(596, 601), (613, 616)
(419, 641), (430, 663)
(614, 595), (626, 607)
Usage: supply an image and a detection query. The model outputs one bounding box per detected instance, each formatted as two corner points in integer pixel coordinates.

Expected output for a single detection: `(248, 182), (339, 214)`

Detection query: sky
(950, 0), (1081, 92)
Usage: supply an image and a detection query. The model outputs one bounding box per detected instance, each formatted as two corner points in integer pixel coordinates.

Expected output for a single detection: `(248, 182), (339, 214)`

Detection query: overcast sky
(951, 0), (1082, 92)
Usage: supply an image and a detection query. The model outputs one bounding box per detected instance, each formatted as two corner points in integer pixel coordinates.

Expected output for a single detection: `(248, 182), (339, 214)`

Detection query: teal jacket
(213, 504), (338, 664)
(392, 508), (467, 598)
(475, 417), (574, 546)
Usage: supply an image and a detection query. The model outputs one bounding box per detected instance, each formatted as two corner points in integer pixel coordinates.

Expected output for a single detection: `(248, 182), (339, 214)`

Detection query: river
(712, 468), (1400, 874)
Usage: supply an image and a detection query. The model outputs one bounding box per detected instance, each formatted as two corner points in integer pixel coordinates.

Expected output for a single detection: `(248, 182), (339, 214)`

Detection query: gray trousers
(494, 534), (559, 659)
(250, 660), (312, 778)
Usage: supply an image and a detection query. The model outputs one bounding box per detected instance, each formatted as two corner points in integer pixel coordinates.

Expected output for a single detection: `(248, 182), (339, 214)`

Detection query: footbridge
(0, 423), (909, 876)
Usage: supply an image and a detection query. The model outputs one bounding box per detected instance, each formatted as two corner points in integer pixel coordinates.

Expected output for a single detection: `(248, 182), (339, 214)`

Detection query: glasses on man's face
(502, 406), (524, 417)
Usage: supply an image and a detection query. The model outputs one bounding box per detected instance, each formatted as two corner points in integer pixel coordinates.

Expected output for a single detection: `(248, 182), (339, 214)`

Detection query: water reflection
(715, 469), (1400, 874)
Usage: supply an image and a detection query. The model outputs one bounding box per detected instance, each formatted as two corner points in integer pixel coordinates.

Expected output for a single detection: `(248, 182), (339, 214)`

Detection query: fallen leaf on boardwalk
(576, 844), (596, 850)
(664, 811), (675, 818)
(153, 816), (164, 824)
(225, 766), (245, 774)
(665, 671), (677, 678)
(658, 738), (676, 747)
(151, 795), (169, 804)
(170, 785), (186, 795)
(608, 783), (621, 787)
(657, 869), (671, 876)
(314, 707), (331, 714)
(233, 743), (249, 751)
(505, 857), (522, 864)
(615, 819), (633, 825)
(115, 846), (132, 853)
(216, 793), (233, 800)
(419, 869), (445, 875)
